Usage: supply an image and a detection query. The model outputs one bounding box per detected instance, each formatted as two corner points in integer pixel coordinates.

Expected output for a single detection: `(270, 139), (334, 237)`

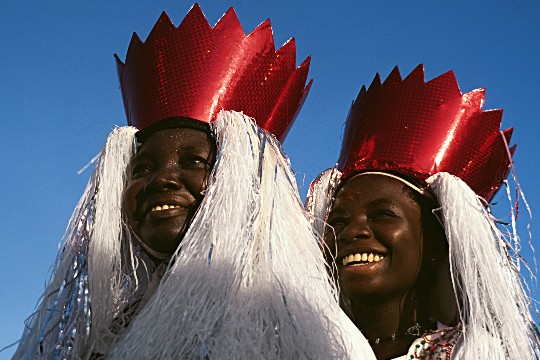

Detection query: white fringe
(15, 113), (372, 359)
(13, 126), (138, 359)
(106, 111), (354, 359)
(305, 168), (341, 240)
(87, 126), (139, 355)
(426, 172), (536, 359)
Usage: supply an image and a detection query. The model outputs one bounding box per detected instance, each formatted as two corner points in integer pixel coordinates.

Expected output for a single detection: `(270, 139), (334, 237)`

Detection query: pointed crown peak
(115, 4), (311, 142)
(338, 65), (514, 201)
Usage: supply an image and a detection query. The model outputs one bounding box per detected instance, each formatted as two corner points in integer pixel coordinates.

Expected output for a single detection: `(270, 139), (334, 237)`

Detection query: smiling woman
(307, 65), (540, 359)
(12, 4), (373, 359)
(326, 174), (452, 359)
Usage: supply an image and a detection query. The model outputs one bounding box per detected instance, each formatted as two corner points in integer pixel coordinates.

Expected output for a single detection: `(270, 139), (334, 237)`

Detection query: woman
(307, 65), (539, 359)
(14, 5), (372, 359)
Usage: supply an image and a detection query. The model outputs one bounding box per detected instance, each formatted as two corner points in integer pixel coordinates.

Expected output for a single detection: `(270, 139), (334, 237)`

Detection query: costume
(306, 65), (539, 359)
(378, 323), (462, 360)
(14, 5), (372, 359)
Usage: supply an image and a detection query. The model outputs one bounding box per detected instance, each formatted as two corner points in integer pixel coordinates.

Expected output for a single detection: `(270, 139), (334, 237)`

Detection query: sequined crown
(115, 4), (312, 141)
(338, 65), (515, 202)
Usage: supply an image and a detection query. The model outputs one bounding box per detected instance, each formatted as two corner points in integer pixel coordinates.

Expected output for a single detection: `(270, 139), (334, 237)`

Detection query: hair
(404, 185), (449, 275)
(135, 116), (212, 143)
(402, 184), (458, 327)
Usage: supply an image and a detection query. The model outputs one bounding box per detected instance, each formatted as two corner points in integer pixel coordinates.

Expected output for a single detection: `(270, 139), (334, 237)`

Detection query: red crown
(338, 65), (515, 202)
(115, 4), (312, 142)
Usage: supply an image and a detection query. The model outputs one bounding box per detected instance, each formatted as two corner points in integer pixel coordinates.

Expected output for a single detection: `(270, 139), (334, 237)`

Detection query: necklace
(367, 322), (430, 345)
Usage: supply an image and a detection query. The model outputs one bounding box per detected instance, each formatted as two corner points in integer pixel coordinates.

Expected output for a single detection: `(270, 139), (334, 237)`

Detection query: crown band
(351, 172), (425, 195)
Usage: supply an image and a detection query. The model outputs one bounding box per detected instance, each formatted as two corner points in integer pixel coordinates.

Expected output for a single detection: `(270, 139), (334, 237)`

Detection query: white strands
(13, 126), (138, 359)
(13, 172), (96, 359)
(110, 111), (352, 359)
(426, 172), (536, 359)
(86, 126), (138, 354)
(305, 168), (341, 240)
(305, 168), (342, 297)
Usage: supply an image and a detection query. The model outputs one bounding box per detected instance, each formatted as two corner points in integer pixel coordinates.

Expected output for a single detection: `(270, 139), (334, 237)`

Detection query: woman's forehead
(332, 174), (419, 210)
(143, 127), (211, 145)
(338, 173), (410, 196)
(145, 127), (209, 140)
(134, 128), (213, 157)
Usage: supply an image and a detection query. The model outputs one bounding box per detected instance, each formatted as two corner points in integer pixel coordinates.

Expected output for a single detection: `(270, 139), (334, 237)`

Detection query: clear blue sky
(1, 1), (539, 357)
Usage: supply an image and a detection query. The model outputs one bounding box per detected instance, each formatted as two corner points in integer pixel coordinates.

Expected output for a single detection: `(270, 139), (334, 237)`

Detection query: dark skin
(123, 127), (216, 254)
(326, 174), (453, 360)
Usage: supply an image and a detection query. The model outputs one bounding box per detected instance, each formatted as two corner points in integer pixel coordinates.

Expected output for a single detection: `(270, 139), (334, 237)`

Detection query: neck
(349, 294), (433, 360)
(351, 295), (408, 341)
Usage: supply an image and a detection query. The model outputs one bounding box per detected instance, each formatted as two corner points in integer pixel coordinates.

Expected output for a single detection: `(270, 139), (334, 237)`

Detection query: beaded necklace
(367, 320), (432, 345)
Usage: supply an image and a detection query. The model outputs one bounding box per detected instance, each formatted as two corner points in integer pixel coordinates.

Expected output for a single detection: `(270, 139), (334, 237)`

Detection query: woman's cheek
(122, 179), (145, 229)
(184, 170), (210, 200)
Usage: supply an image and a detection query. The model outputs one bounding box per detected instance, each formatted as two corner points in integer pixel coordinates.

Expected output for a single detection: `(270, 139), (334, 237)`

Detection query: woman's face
(326, 174), (425, 301)
(123, 127), (215, 254)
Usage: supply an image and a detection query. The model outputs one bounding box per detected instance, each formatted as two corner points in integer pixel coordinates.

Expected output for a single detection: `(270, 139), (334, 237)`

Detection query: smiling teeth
(151, 205), (179, 212)
(342, 253), (384, 266)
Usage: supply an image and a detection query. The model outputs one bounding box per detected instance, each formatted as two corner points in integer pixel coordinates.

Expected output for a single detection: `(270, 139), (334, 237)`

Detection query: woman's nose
(144, 170), (183, 193)
(337, 219), (372, 244)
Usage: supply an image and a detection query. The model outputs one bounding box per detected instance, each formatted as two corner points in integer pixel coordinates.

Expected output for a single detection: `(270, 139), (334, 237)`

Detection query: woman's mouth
(341, 252), (385, 266)
(151, 204), (182, 212)
(144, 203), (190, 222)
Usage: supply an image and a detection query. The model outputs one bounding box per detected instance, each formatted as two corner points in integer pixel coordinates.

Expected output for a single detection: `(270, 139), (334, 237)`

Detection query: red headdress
(337, 64), (515, 202)
(115, 4), (312, 142)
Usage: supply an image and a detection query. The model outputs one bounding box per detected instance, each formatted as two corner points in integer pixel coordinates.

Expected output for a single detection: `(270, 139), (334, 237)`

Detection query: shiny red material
(115, 4), (312, 142)
(338, 65), (515, 202)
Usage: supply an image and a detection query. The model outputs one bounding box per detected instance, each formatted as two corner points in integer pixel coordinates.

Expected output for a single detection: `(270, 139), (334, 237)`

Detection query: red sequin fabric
(338, 65), (514, 201)
(115, 4), (312, 142)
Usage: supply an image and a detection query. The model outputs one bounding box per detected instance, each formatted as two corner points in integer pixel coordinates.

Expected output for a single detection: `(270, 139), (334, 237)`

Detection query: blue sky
(1, 1), (539, 357)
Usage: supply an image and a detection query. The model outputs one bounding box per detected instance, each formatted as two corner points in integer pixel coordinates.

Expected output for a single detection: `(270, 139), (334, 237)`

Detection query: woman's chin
(140, 228), (187, 254)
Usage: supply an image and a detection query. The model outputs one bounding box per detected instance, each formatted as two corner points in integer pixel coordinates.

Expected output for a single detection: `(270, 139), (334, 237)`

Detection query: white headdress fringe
(86, 127), (141, 355)
(426, 172), (536, 359)
(109, 111), (353, 359)
(305, 168), (343, 294)
(305, 168), (341, 240)
(13, 126), (138, 359)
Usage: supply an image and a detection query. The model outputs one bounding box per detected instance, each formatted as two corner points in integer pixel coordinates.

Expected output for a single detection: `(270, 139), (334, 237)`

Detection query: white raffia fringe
(13, 126), (138, 359)
(305, 168), (341, 240)
(109, 110), (353, 359)
(426, 172), (536, 359)
(15, 113), (372, 359)
(87, 126), (139, 355)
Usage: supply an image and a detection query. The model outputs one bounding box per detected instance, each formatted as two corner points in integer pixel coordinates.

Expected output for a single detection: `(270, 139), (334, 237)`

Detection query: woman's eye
(328, 217), (347, 227)
(132, 163), (152, 177)
(182, 156), (211, 169)
(371, 209), (396, 219)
